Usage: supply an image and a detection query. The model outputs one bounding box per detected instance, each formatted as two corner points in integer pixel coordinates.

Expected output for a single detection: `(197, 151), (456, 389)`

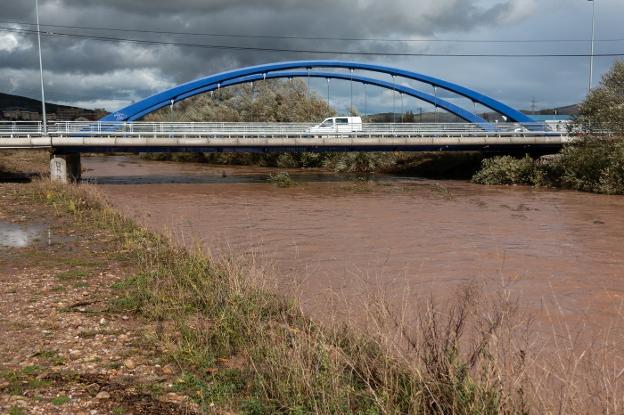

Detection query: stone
(95, 391), (110, 400)
(161, 365), (175, 375)
(163, 392), (186, 403)
(123, 358), (136, 369)
(86, 383), (100, 394)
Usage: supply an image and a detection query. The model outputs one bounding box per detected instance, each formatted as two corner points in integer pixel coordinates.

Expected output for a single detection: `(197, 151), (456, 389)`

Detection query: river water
(84, 156), (624, 338)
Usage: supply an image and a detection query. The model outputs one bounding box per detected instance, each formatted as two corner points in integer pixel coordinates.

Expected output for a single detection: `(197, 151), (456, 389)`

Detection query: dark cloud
(0, 0), (621, 112)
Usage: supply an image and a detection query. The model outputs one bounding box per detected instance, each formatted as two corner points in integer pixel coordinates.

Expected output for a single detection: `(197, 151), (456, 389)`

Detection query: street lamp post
(588, 0), (596, 95)
(35, 0), (47, 134)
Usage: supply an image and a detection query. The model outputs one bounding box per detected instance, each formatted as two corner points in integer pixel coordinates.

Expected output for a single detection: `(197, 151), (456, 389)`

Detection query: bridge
(0, 60), (573, 182)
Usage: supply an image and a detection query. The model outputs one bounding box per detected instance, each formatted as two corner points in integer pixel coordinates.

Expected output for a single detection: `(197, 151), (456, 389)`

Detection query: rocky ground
(0, 153), (199, 414)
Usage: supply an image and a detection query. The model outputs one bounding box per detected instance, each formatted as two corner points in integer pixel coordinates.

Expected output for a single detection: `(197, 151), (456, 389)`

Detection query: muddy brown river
(84, 156), (624, 340)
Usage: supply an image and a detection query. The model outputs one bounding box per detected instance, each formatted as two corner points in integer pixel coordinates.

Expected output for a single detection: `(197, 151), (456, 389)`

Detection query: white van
(308, 116), (363, 134)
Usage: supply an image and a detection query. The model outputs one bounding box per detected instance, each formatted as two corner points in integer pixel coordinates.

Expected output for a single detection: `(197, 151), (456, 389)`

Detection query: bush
(324, 152), (394, 175)
(558, 138), (624, 194)
(267, 171), (295, 187)
(471, 155), (546, 186)
(471, 139), (624, 194)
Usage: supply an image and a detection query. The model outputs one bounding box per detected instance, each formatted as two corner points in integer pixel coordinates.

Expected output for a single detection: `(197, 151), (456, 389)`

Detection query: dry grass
(28, 179), (624, 414)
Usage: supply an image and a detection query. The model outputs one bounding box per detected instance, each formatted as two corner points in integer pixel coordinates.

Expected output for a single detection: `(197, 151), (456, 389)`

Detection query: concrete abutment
(50, 153), (81, 183)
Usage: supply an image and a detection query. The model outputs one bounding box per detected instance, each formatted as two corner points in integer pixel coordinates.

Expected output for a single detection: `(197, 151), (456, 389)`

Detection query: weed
(22, 365), (41, 376)
(267, 171), (295, 187)
(2, 369), (51, 395)
(51, 395), (71, 405)
(9, 406), (26, 415)
(33, 349), (65, 366)
(55, 269), (88, 281)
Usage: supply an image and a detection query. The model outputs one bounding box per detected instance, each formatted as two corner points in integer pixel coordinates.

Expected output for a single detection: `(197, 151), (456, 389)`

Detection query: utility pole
(35, 0), (47, 133)
(588, 0), (596, 95)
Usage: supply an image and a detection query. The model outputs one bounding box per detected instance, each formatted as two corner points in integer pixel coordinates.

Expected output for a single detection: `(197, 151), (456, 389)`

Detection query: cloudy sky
(0, 0), (622, 115)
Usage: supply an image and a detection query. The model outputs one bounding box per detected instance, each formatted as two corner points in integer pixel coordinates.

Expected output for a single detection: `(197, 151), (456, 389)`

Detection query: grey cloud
(0, 0), (620, 112)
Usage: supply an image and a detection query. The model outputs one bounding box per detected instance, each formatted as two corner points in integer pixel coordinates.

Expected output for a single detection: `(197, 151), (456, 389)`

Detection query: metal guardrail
(0, 121), (566, 139)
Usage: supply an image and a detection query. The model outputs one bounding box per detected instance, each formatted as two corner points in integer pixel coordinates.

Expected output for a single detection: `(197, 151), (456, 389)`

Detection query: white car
(307, 117), (363, 134)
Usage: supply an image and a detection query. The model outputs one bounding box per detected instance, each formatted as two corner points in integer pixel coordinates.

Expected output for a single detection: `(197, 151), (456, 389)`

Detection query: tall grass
(30, 179), (624, 414)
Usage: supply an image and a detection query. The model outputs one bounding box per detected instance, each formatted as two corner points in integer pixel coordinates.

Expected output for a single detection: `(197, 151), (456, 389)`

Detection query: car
(307, 117), (363, 134)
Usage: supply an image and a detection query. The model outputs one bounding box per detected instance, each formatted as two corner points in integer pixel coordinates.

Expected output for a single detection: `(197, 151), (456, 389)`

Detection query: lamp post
(35, 0), (47, 134)
(588, 0), (596, 95)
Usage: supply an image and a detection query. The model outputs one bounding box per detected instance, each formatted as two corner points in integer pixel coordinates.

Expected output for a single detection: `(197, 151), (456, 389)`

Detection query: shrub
(324, 152), (394, 175)
(558, 138), (624, 194)
(472, 155), (545, 186)
(267, 171), (295, 187)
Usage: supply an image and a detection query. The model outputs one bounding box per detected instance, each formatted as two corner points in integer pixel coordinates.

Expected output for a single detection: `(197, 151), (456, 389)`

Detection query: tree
(577, 60), (624, 135)
(145, 79), (334, 123)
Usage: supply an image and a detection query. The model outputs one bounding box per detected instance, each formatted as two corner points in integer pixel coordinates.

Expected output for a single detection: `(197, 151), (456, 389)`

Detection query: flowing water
(84, 156), (624, 338)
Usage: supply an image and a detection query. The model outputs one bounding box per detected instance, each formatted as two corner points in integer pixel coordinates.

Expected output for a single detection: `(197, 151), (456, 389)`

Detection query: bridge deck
(0, 121), (570, 153)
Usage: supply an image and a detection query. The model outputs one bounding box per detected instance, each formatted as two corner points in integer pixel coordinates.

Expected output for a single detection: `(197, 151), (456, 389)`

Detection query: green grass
(21, 365), (42, 376)
(55, 269), (89, 281)
(51, 395), (71, 405)
(9, 406), (26, 415)
(32, 349), (65, 366)
(1, 368), (52, 395)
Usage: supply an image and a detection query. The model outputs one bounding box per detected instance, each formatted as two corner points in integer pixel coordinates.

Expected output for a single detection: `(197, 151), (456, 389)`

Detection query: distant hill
(523, 104), (580, 117)
(1, 92), (68, 113)
(0, 92), (108, 120)
(364, 104), (580, 123)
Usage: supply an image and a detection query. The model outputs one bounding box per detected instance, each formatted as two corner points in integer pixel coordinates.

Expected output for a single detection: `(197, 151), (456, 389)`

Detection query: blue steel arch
(102, 60), (533, 124)
(127, 71), (489, 125)
(194, 71), (488, 125)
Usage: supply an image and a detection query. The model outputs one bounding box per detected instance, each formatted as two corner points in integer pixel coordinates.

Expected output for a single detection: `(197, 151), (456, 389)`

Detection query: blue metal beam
(128, 70), (491, 126)
(102, 60), (533, 123)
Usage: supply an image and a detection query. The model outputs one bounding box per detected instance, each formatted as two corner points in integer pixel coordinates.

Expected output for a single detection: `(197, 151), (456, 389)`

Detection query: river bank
(0, 152), (201, 414)
(1, 151), (623, 413)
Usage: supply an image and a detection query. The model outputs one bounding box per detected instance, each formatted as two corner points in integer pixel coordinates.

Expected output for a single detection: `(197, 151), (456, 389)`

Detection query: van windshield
(320, 119), (333, 127)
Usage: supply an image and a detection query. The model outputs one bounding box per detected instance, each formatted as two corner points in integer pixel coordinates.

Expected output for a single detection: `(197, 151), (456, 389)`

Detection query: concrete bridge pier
(50, 153), (81, 183)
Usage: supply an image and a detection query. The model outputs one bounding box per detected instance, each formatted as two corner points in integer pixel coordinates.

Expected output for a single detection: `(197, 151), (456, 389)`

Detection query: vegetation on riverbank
(472, 61), (624, 195)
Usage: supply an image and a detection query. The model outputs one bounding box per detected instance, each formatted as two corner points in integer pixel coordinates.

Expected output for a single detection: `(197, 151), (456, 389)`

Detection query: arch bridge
(0, 60), (570, 181)
(102, 60), (534, 125)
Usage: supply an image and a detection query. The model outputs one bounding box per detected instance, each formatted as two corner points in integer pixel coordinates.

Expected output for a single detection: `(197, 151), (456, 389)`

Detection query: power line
(3, 26), (624, 58)
(3, 19), (624, 44)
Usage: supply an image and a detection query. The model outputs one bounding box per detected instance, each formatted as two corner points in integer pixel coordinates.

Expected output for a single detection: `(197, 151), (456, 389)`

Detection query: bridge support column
(50, 153), (81, 183)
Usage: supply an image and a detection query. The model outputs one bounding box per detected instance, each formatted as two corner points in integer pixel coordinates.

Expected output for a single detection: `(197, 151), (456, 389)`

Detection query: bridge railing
(0, 121), (44, 136)
(0, 121), (564, 138)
